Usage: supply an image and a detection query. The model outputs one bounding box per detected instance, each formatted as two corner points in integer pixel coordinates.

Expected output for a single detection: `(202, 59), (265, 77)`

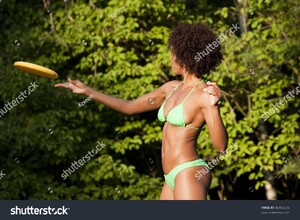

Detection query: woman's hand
(54, 79), (90, 95)
(203, 82), (222, 106)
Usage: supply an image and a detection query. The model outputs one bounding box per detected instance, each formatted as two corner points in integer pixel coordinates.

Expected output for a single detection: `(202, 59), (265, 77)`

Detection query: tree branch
(42, 0), (69, 51)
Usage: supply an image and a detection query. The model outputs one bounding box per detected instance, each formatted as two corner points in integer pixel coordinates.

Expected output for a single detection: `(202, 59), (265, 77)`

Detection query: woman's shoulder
(193, 83), (211, 107)
(161, 80), (182, 89)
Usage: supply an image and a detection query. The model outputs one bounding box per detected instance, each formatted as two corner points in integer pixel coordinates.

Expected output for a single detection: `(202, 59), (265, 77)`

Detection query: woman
(55, 23), (228, 200)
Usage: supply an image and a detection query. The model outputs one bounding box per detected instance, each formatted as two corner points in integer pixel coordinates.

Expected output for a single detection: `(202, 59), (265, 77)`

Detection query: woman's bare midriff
(161, 122), (203, 174)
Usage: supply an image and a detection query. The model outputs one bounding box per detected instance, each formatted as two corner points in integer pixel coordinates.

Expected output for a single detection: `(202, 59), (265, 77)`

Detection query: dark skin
(55, 54), (228, 200)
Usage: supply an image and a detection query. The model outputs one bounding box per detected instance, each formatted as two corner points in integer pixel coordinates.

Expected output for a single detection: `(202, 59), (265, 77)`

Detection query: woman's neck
(181, 71), (203, 89)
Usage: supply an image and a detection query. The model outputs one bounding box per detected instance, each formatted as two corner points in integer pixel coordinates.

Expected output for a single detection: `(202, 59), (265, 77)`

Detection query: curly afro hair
(168, 23), (223, 78)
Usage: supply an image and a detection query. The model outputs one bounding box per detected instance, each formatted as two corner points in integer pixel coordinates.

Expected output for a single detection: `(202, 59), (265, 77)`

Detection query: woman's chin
(174, 72), (182, 77)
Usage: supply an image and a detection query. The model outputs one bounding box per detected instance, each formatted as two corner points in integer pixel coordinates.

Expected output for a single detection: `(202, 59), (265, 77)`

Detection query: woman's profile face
(170, 53), (182, 75)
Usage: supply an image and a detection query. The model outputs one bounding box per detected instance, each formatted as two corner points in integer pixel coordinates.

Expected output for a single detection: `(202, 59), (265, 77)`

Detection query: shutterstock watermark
(78, 95), (93, 107)
(261, 83), (300, 121)
(61, 140), (106, 180)
(194, 23), (240, 62)
(10, 206), (70, 216)
(110, 6), (126, 18)
(0, 169), (6, 180)
(0, 81), (39, 118)
(195, 142), (239, 180)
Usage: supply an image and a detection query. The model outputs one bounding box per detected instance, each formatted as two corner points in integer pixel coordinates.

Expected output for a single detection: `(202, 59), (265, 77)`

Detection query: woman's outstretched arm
(55, 79), (167, 115)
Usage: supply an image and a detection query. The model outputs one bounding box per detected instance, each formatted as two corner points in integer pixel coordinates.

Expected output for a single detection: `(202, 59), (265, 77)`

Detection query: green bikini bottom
(164, 158), (208, 190)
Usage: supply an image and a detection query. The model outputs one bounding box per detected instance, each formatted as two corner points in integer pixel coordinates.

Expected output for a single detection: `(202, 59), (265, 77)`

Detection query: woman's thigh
(174, 166), (212, 200)
(160, 182), (174, 200)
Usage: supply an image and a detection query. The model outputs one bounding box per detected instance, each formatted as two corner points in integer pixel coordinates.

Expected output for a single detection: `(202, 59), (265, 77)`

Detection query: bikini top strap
(182, 79), (204, 103)
(202, 75), (209, 83)
(165, 82), (183, 101)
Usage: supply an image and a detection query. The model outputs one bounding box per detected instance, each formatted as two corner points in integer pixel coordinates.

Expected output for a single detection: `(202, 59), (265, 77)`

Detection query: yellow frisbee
(14, 61), (59, 79)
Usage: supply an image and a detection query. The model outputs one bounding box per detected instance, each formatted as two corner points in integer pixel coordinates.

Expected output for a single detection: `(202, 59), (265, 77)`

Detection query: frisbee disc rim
(14, 61), (59, 79)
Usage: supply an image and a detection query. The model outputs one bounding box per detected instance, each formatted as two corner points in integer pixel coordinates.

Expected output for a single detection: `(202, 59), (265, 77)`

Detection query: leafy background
(0, 0), (299, 199)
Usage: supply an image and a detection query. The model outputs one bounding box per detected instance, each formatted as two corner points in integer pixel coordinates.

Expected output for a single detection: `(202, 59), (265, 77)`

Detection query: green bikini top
(157, 79), (204, 129)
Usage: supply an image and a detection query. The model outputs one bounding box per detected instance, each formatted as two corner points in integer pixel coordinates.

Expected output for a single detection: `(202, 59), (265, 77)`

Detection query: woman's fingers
(55, 79), (82, 89)
(204, 88), (219, 96)
(203, 82), (222, 98)
(54, 83), (70, 88)
(68, 79), (87, 89)
(207, 82), (220, 91)
(55, 81), (86, 95)
(203, 86), (218, 93)
(207, 81), (217, 86)
(68, 79), (84, 86)
(54, 82), (75, 91)
(68, 79), (79, 84)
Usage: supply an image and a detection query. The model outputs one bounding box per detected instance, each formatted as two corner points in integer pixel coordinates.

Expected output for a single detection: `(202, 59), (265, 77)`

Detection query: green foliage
(201, 0), (300, 199)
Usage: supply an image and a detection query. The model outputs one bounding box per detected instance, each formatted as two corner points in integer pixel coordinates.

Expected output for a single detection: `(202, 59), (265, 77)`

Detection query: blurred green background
(0, 0), (299, 200)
